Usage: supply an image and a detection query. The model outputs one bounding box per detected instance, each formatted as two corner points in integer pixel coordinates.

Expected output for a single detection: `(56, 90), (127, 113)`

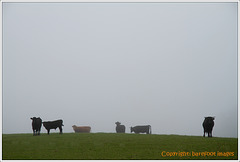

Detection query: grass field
(2, 133), (238, 160)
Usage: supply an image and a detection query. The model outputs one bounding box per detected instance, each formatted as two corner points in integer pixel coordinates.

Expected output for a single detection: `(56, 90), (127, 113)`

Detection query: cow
(131, 125), (151, 134)
(72, 125), (91, 133)
(43, 119), (64, 134)
(202, 116), (215, 137)
(115, 121), (125, 133)
(30, 117), (42, 136)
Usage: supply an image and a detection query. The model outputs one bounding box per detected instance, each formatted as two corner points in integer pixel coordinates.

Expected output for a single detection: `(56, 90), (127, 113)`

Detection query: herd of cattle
(31, 116), (215, 137)
(30, 117), (64, 135)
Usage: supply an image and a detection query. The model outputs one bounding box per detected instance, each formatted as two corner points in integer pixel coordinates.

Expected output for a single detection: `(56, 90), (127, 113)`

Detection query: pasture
(2, 133), (238, 160)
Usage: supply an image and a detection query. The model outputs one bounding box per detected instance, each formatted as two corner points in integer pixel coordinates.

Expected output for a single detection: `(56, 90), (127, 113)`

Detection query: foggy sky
(3, 2), (237, 137)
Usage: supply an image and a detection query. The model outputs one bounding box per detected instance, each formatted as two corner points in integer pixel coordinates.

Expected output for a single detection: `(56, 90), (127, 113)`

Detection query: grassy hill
(2, 133), (238, 160)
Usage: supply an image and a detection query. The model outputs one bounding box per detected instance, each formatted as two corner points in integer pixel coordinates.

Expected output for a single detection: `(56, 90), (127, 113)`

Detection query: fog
(3, 2), (237, 138)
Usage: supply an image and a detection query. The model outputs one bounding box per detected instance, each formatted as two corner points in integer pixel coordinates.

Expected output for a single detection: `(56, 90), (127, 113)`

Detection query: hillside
(2, 133), (238, 160)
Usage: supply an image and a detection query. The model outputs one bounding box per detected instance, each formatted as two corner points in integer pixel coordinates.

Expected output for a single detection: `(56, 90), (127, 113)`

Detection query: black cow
(115, 121), (125, 133)
(202, 117), (215, 137)
(131, 125), (151, 134)
(30, 117), (42, 136)
(43, 119), (64, 134)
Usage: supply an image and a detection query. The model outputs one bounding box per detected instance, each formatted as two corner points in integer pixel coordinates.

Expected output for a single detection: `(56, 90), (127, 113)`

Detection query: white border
(0, 0), (239, 2)
(238, 1), (240, 161)
(0, 0), (3, 161)
(1, 0), (239, 161)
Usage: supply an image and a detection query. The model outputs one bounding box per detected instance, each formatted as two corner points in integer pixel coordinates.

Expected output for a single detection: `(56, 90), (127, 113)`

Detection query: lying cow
(115, 121), (125, 133)
(131, 125), (151, 134)
(72, 125), (91, 133)
(43, 119), (64, 134)
(202, 116), (215, 137)
(30, 117), (42, 136)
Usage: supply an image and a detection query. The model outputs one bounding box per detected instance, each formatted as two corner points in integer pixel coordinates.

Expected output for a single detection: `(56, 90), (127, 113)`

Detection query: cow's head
(43, 122), (47, 127)
(31, 117), (36, 121)
(205, 116), (215, 120)
(72, 125), (77, 128)
(115, 122), (121, 125)
(31, 117), (41, 121)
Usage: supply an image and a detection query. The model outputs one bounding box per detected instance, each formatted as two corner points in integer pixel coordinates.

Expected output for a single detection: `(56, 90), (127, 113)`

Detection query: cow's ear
(30, 118), (33, 120)
(213, 117), (215, 120)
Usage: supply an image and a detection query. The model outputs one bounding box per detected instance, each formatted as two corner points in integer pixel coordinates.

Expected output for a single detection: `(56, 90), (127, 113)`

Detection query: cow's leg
(47, 129), (50, 134)
(203, 131), (205, 137)
(207, 132), (210, 137)
(59, 126), (63, 134)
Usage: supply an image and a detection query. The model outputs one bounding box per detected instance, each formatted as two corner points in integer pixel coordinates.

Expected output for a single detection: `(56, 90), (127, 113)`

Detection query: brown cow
(72, 125), (91, 133)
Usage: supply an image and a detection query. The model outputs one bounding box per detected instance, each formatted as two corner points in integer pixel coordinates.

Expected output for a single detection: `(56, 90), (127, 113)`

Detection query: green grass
(2, 133), (238, 160)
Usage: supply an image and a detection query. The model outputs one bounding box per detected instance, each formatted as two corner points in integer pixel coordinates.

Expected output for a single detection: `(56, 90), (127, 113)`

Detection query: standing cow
(131, 125), (151, 134)
(115, 121), (125, 133)
(30, 117), (42, 136)
(202, 117), (215, 137)
(72, 125), (91, 133)
(43, 119), (64, 134)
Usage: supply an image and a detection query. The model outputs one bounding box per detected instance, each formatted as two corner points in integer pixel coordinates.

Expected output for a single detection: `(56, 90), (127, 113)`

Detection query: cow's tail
(149, 125), (152, 134)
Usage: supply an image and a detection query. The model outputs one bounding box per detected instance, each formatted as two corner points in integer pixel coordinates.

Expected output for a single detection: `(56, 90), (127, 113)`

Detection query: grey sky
(3, 2), (237, 137)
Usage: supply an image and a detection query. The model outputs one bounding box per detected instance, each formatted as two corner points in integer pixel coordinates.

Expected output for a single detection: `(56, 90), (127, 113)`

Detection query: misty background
(3, 2), (237, 137)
